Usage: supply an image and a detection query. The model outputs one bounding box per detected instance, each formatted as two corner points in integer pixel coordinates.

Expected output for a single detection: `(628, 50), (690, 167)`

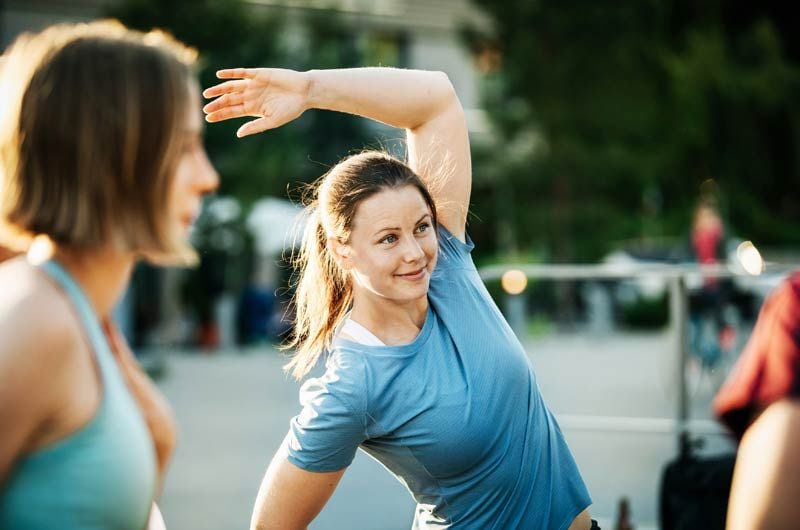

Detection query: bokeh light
(737, 240), (764, 275)
(501, 269), (528, 295)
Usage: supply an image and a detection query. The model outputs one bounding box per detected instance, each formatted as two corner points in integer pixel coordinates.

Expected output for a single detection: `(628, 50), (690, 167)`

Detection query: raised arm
(203, 67), (471, 240)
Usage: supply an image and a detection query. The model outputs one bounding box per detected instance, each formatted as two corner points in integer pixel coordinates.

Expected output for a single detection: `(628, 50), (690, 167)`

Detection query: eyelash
(379, 223), (431, 245)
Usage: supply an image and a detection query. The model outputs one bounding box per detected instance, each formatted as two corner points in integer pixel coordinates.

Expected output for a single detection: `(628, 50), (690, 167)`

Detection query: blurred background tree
(466, 0), (799, 263)
(107, 0), (373, 204)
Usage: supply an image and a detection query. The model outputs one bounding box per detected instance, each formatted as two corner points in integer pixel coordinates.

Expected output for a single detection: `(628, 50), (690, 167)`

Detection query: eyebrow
(372, 213), (431, 237)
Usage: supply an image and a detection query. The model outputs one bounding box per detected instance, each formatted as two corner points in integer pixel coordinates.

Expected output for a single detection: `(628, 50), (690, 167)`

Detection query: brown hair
(285, 151), (438, 379)
(0, 20), (198, 264)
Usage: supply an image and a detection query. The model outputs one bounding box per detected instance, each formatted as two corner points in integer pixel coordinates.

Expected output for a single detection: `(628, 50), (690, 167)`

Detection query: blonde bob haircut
(0, 20), (199, 264)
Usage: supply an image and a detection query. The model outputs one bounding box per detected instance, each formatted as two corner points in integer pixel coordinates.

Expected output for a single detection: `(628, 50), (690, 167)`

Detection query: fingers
(202, 79), (247, 99)
(237, 117), (271, 137)
(216, 68), (259, 80)
(202, 92), (245, 115)
(205, 104), (247, 123)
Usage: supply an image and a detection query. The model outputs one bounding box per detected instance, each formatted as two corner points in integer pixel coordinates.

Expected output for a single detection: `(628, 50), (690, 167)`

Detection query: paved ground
(154, 330), (737, 530)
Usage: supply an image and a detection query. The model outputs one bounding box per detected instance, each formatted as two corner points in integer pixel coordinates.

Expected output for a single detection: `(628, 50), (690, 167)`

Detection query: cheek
(168, 159), (194, 210)
(425, 236), (439, 263)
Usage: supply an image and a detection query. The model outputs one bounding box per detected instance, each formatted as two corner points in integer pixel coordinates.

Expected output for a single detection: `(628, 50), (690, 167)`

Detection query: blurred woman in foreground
(0, 21), (218, 529)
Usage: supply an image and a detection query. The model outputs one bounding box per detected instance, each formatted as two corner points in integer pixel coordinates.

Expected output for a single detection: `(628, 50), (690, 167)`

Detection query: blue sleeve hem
(286, 453), (353, 474)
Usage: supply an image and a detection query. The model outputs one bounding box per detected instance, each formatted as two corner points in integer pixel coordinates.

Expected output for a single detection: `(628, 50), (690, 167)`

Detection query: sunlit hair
(285, 151), (438, 380)
(0, 20), (199, 264)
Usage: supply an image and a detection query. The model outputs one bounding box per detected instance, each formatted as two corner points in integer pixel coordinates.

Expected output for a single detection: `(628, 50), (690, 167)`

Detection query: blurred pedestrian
(714, 271), (800, 530)
(205, 67), (596, 530)
(0, 20), (218, 529)
(688, 198), (736, 371)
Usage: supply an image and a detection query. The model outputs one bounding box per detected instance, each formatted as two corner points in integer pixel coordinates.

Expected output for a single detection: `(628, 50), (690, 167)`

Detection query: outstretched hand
(202, 68), (310, 137)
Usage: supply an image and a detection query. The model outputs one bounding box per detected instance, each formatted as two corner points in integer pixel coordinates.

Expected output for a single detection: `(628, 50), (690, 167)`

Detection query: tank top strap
(38, 259), (118, 381)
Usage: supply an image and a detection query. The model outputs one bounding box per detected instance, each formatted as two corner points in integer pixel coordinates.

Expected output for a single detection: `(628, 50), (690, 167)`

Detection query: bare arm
(250, 451), (345, 530)
(203, 67), (471, 240)
(726, 399), (800, 530)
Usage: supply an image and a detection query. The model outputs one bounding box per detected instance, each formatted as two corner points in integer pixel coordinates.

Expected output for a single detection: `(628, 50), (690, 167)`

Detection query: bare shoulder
(0, 258), (81, 369)
(0, 259), (84, 477)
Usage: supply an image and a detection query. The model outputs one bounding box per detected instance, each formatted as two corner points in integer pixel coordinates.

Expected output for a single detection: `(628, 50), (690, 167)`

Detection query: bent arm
(726, 399), (800, 530)
(204, 67), (471, 240)
(250, 450), (345, 530)
(306, 68), (470, 240)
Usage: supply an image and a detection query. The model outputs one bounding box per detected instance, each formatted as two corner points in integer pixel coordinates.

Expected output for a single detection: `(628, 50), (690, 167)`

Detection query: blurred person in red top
(688, 197), (736, 369)
(714, 272), (800, 530)
(691, 200), (725, 283)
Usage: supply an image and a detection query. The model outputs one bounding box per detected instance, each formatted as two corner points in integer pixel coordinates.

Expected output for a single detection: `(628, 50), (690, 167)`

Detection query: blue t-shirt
(283, 227), (591, 530)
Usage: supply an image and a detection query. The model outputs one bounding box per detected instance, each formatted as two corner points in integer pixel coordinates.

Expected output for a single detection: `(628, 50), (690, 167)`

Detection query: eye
(416, 222), (431, 234)
(379, 234), (398, 245)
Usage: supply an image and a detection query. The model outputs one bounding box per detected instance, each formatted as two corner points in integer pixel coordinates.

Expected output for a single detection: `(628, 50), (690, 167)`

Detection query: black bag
(659, 433), (736, 530)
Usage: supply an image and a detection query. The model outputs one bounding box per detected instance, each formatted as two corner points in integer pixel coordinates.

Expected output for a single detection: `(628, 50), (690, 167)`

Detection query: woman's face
(169, 84), (219, 237)
(339, 185), (438, 305)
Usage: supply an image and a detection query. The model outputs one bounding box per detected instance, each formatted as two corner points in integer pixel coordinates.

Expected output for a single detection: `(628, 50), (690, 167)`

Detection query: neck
(349, 288), (428, 345)
(52, 246), (136, 319)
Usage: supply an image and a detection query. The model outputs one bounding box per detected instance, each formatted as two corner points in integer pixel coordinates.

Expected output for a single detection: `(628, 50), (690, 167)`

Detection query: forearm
(305, 68), (457, 130)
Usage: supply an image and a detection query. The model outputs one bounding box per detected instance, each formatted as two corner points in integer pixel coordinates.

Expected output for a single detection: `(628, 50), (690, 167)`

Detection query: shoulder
(0, 259), (82, 376)
(434, 224), (475, 270)
(752, 272), (800, 348)
(299, 349), (370, 416)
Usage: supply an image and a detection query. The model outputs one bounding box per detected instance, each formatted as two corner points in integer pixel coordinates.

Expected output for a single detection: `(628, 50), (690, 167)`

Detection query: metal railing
(478, 261), (795, 450)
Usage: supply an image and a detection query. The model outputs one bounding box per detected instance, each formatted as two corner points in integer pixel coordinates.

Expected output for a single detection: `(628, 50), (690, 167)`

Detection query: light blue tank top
(283, 227), (591, 530)
(0, 260), (157, 530)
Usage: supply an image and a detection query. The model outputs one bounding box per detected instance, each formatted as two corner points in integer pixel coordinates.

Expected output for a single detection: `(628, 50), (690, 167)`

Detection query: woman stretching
(204, 67), (595, 530)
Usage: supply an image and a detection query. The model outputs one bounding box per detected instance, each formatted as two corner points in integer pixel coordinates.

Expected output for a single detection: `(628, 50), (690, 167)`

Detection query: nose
(194, 148), (219, 195)
(402, 235), (425, 263)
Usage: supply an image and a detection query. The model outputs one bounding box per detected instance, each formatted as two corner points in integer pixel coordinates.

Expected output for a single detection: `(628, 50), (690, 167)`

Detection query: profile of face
(333, 185), (438, 305)
(168, 84), (219, 238)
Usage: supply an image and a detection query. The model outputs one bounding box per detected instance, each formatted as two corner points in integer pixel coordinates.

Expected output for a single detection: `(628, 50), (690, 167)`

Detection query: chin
(393, 283), (430, 303)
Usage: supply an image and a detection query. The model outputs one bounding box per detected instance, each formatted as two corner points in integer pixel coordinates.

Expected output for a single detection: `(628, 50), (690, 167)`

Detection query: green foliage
(468, 0), (799, 262)
(619, 293), (669, 330)
(107, 0), (374, 205)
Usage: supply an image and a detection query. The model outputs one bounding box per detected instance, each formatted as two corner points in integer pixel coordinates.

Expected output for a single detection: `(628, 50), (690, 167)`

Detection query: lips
(396, 267), (426, 280)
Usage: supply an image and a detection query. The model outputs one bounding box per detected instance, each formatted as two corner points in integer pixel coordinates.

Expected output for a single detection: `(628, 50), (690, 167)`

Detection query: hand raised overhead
(202, 68), (311, 137)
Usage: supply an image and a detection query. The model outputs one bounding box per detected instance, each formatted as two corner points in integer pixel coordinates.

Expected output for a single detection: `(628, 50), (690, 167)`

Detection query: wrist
(303, 69), (319, 110)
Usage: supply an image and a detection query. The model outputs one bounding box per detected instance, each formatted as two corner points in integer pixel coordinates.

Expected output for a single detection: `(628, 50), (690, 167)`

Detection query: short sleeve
(714, 272), (800, 439)
(434, 224), (475, 271)
(282, 355), (369, 472)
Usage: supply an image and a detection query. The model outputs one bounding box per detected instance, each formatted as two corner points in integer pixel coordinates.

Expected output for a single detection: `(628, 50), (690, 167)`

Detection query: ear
(327, 237), (352, 270)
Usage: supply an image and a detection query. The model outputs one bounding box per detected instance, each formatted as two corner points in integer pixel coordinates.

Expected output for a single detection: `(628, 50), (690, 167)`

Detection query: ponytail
(283, 205), (352, 380)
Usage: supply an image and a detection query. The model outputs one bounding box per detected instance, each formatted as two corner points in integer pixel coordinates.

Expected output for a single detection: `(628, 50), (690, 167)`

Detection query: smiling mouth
(396, 267), (426, 279)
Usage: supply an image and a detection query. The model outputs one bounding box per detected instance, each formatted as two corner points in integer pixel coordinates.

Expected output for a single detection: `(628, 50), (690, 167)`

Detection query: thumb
(237, 117), (272, 137)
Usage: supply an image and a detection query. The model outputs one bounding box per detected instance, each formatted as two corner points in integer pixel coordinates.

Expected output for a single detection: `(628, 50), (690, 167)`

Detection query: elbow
(409, 70), (461, 130)
(431, 71), (457, 106)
